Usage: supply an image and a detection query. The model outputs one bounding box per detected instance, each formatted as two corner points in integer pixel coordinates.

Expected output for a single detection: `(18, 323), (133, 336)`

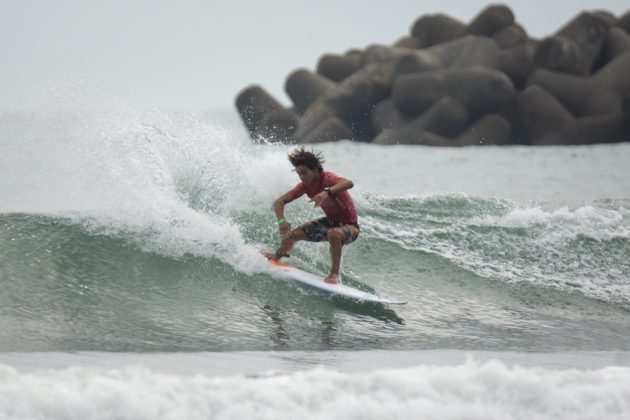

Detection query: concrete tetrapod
(534, 12), (610, 75)
(493, 24), (529, 49)
(372, 97), (468, 144)
(454, 114), (512, 146)
(285, 69), (336, 114)
(371, 99), (411, 134)
(463, 4), (515, 37)
(294, 62), (397, 142)
(619, 10), (630, 33)
(410, 13), (465, 47)
(392, 67), (515, 118)
(256, 109), (298, 143)
(360, 44), (442, 71)
(600, 27), (630, 64)
(517, 85), (575, 143)
(536, 114), (627, 145)
(298, 117), (355, 144)
(316, 52), (362, 83)
(235, 85), (286, 140)
(527, 51), (630, 117)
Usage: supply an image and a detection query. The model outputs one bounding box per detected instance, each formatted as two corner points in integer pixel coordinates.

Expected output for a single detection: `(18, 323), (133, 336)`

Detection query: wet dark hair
(288, 147), (324, 172)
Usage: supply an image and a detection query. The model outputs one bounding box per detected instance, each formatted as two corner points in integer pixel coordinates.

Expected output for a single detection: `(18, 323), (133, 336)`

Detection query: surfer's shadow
(261, 304), (292, 349)
(327, 295), (406, 324)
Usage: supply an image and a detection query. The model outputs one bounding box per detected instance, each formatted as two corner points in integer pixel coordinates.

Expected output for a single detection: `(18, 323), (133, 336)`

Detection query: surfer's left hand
(310, 192), (327, 208)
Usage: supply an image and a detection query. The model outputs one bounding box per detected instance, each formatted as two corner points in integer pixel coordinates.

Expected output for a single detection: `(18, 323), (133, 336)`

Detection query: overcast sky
(1, 0), (628, 111)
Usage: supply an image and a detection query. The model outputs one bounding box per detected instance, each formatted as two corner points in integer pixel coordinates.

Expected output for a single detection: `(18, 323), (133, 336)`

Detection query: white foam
(359, 193), (630, 305)
(483, 205), (630, 242)
(1, 359), (629, 420)
(0, 109), (298, 274)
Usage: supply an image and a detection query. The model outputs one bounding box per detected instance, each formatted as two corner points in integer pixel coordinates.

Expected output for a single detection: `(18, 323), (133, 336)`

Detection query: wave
(0, 109), (295, 275)
(4, 191), (629, 308)
(1, 359), (629, 420)
(359, 193), (630, 306)
(479, 203), (630, 242)
(360, 193), (630, 241)
(1, 109), (629, 352)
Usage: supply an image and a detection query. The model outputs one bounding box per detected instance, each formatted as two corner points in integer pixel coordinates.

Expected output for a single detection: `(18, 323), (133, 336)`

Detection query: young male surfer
(266, 147), (359, 284)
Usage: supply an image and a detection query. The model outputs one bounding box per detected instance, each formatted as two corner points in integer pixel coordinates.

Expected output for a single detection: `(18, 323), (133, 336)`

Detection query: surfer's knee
(327, 228), (344, 243)
(290, 228), (306, 241)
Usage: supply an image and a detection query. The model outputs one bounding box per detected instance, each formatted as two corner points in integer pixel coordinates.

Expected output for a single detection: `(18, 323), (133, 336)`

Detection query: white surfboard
(267, 259), (407, 305)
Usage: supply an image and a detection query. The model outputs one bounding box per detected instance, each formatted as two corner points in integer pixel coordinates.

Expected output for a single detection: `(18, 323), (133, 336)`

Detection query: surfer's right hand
(279, 221), (291, 239)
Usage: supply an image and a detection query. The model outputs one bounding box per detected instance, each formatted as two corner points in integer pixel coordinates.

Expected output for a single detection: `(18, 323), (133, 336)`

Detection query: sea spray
(0, 109), (297, 274)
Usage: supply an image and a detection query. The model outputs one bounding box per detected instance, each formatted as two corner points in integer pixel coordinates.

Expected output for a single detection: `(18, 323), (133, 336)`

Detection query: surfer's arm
(274, 192), (297, 220)
(274, 192), (297, 238)
(312, 177), (354, 207)
(329, 177), (354, 194)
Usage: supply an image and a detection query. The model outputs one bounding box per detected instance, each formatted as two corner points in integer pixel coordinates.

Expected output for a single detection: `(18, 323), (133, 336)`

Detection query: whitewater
(1, 107), (629, 419)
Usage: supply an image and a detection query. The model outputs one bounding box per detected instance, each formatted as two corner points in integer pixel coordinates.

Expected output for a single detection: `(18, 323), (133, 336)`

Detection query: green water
(1, 112), (629, 353)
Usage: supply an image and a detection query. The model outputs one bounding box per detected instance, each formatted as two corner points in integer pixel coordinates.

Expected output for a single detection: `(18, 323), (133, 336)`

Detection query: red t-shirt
(288, 171), (358, 224)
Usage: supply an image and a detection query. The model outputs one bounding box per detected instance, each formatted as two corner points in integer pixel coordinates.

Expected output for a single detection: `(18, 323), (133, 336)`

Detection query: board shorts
(299, 217), (360, 245)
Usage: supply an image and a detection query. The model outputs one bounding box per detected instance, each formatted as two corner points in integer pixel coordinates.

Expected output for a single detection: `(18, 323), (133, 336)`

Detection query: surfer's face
(295, 165), (318, 186)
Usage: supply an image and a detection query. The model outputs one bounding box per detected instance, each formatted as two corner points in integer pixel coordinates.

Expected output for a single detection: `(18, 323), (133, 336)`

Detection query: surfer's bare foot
(261, 250), (275, 260)
(261, 250), (289, 261)
(324, 273), (339, 284)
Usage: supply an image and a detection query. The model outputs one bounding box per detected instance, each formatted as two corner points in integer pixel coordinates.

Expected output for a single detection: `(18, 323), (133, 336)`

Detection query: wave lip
(1, 359), (629, 420)
(482, 205), (630, 242)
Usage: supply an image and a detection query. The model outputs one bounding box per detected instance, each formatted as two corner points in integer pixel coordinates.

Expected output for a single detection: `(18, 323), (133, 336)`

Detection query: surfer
(267, 147), (359, 284)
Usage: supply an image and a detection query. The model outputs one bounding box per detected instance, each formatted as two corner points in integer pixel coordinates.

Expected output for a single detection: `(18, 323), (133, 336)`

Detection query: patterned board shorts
(299, 217), (360, 245)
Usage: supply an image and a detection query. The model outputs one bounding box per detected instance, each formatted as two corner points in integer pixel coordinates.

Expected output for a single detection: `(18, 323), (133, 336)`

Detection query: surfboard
(266, 259), (407, 305)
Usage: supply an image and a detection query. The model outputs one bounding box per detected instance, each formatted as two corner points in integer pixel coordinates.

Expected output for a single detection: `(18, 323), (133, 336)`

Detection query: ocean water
(1, 108), (630, 419)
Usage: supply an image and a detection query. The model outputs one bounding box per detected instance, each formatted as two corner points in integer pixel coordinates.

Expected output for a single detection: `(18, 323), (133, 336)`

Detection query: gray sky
(1, 0), (628, 111)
